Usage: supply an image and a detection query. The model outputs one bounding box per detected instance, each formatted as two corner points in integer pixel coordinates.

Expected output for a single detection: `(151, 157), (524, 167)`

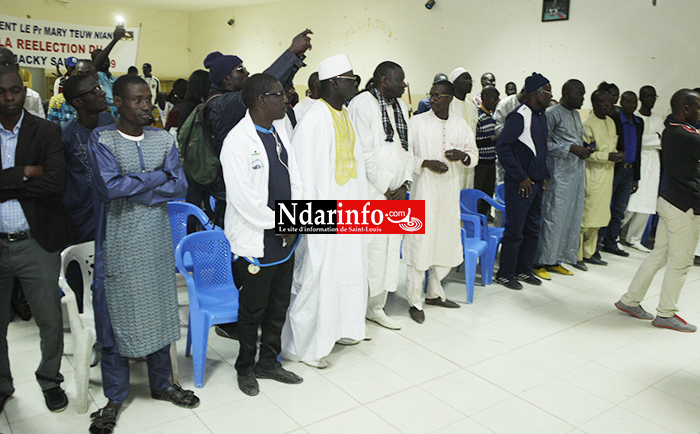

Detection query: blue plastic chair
(495, 184), (506, 225)
(460, 189), (505, 285)
(176, 231), (239, 388)
(168, 201), (219, 273)
(460, 214), (489, 303)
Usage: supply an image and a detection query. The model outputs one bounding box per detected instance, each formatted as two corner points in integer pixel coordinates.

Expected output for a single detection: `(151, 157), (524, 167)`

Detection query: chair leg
(484, 238), (499, 285)
(465, 250), (478, 304)
(170, 342), (179, 385)
(74, 330), (95, 414)
(185, 316), (192, 357)
(191, 317), (209, 388)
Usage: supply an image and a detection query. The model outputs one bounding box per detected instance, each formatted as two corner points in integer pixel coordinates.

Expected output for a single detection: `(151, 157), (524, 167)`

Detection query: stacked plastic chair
(460, 189), (506, 286)
(175, 231), (239, 388)
(459, 215), (489, 303)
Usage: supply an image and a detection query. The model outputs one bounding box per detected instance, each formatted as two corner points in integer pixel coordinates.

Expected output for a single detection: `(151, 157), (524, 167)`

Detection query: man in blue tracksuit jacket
(495, 72), (552, 290)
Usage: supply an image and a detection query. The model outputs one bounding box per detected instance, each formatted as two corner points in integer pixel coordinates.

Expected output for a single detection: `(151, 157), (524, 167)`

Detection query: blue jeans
(605, 166), (634, 248)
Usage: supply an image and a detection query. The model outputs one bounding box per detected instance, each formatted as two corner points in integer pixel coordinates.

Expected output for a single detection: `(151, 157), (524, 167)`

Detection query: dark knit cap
(204, 51), (243, 85)
(523, 72), (549, 94)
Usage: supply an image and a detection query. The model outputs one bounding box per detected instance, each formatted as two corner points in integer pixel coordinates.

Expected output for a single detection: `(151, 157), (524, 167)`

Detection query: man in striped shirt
(474, 85), (500, 215)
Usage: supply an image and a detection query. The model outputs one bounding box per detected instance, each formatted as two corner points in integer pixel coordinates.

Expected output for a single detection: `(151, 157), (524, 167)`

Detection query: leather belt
(621, 163), (634, 169)
(0, 231), (32, 242)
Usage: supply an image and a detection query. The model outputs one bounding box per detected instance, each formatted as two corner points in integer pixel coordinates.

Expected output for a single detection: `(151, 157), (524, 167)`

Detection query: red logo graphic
(336, 200), (425, 234)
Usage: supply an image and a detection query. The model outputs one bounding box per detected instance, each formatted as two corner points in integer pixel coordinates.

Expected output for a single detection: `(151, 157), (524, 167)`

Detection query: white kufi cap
(318, 54), (353, 81)
(449, 67), (468, 83)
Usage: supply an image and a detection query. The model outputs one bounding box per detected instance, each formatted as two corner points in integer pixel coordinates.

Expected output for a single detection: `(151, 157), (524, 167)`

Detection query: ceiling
(73, 0), (285, 12)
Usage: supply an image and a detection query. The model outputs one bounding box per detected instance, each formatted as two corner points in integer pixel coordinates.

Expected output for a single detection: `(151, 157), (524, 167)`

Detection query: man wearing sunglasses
(200, 30), (312, 227)
(494, 72), (552, 290)
(220, 73), (303, 396)
(60, 74), (115, 313)
(282, 54), (370, 368)
(403, 80), (478, 324)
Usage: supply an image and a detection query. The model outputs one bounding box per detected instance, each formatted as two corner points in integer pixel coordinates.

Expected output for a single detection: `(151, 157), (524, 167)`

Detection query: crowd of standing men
(1, 27), (700, 434)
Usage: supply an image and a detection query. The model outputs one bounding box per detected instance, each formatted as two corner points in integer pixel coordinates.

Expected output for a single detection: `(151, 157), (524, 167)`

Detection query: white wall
(12, 0), (698, 112)
(4, 0), (192, 79)
(189, 0), (700, 112)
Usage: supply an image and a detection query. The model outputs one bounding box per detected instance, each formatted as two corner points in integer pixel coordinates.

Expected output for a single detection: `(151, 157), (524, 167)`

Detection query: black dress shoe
(215, 323), (239, 340)
(237, 372), (259, 396)
(602, 245), (629, 257)
(584, 256), (608, 266)
(425, 298), (461, 308)
(409, 306), (425, 324)
(0, 392), (11, 414)
(571, 261), (588, 271)
(43, 386), (68, 412)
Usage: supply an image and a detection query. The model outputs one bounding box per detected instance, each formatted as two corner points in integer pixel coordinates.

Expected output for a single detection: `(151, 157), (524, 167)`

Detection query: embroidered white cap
(318, 54), (353, 81)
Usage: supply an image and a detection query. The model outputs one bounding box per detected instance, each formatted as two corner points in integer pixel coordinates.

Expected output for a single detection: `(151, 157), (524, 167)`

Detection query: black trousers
(234, 254), (294, 374)
(474, 160), (496, 216)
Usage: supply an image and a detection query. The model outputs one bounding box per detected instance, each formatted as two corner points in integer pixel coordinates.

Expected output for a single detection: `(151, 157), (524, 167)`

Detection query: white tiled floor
(3, 248), (700, 434)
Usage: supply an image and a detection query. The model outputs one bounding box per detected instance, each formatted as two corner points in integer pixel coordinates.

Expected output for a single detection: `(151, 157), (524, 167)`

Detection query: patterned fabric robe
(88, 124), (187, 357)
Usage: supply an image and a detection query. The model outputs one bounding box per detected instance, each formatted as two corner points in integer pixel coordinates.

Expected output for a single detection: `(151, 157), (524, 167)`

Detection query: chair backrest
(168, 201), (215, 249)
(495, 184), (505, 205)
(175, 231), (236, 310)
(59, 241), (95, 313)
(460, 214), (483, 242)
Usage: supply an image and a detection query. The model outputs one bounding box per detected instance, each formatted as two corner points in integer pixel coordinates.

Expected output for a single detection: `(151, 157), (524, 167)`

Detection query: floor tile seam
(262, 378), (364, 429)
(130, 412), (201, 434)
(615, 390), (700, 432)
(395, 328), (462, 346)
(516, 376), (622, 421)
(371, 352), (462, 386)
(554, 366), (649, 405)
(418, 379), (513, 417)
(471, 394), (576, 431)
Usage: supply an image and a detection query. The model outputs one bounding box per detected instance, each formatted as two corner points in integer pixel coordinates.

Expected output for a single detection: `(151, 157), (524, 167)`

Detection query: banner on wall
(0, 15), (139, 73)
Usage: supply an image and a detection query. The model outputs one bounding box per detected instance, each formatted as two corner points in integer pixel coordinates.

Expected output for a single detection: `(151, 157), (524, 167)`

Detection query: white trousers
(406, 265), (450, 310)
(623, 211), (650, 245)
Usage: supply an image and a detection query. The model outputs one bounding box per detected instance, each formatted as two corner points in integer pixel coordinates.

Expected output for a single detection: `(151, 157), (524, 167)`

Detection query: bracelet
(462, 154), (470, 164)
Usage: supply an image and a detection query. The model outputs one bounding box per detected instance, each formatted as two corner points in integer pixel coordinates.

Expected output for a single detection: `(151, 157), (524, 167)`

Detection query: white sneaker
(336, 338), (361, 345)
(366, 311), (401, 330)
(629, 241), (651, 253)
(302, 358), (328, 369)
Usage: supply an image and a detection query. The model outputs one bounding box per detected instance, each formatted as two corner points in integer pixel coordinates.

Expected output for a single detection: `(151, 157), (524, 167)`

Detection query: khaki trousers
(579, 227), (600, 261)
(621, 198), (700, 317)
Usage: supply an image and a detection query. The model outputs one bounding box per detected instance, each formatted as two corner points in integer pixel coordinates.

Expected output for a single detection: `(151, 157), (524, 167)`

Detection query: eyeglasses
(74, 86), (103, 99)
(235, 65), (247, 73)
(427, 93), (451, 100)
(334, 75), (356, 81)
(539, 89), (552, 96)
(262, 90), (284, 98)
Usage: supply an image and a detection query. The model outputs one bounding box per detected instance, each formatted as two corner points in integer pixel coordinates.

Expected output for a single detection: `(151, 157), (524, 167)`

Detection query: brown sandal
(151, 383), (200, 409)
